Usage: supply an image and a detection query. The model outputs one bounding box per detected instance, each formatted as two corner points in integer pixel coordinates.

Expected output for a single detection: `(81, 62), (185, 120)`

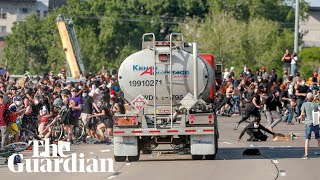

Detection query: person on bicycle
(234, 87), (263, 130)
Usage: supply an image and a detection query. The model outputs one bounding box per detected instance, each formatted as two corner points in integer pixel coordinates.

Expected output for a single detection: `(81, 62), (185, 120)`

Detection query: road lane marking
(222, 142), (232, 145)
(126, 163), (131, 166)
(272, 160), (279, 164)
(279, 170), (286, 176)
(101, 149), (111, 153)
(107, 175), (117, 179)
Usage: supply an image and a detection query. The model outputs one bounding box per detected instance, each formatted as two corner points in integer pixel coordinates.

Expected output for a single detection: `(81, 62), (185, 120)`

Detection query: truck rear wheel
(204, 154), (216, 160)
(114, 156), (127, 162)
(191, 155), (203, 160)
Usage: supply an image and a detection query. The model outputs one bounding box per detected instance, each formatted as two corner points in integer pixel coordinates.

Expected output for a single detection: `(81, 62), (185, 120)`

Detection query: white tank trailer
(113, 33), (219, 162)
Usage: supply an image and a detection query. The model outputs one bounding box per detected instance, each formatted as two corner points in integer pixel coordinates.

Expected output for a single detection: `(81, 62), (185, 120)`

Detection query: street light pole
(294, 0), (299, 53)
(213, 27), (221, 61)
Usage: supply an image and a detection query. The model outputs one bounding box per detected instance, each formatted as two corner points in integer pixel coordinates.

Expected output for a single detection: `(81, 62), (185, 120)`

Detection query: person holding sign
(300, 93), (320, 160)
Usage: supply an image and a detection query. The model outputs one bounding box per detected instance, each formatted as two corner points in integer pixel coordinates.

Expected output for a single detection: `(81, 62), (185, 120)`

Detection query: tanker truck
(113, 33), (218, 162)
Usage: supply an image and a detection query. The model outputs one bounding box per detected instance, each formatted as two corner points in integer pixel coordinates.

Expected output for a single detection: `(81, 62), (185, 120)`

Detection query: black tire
(128, 152), (140, 162)
(204, 154), (216, 160)
(74, 120), (85, 142)
(51, 123), (64, 141)
(191, 155), (203, 160)
(114, 156), (127, 162)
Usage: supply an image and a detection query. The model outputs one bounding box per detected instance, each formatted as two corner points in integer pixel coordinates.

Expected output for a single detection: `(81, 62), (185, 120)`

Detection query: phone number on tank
(129, 80), (162, 87)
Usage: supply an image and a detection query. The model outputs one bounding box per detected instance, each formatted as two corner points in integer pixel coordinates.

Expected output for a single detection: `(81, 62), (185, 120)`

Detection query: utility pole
(294, 0), (299, 53)
(213, 27), (221, 61)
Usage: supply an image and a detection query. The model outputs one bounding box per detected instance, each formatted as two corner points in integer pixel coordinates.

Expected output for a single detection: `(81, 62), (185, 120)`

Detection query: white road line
(107, 175), (117, 179)
(101, 149), (111, 153)
(222, 142), (232, 145)
(126, 163), (131, 166)
(279, 170), (286, 176)
(271, 160), (279, 164)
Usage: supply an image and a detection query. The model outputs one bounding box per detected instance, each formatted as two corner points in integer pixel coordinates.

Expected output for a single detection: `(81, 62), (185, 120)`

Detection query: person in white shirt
(291, 52), (298, 77)
(223, 68), (230, 80)
(89, 83), (101, 103)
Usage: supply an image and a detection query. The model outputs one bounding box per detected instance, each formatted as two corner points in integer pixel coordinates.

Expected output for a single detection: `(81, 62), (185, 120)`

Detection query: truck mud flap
(190, 135), (216, 155)
(114, 136), (138, 156)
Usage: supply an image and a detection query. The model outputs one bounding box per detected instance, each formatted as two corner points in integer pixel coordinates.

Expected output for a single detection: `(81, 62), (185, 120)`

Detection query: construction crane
(56, 15), (84, 79)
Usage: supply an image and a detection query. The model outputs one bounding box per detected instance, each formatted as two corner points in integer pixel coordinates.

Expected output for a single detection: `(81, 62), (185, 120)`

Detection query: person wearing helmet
(38, 105), (51, 138)
(53, 98), (63, 108)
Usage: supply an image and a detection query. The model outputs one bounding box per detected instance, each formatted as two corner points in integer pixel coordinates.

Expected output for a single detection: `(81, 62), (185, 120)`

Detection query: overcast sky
(308, 0), (320, 7)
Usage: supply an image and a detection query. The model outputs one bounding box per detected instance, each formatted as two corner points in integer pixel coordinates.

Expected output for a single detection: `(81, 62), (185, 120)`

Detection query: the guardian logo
(7, 139), (114, 173)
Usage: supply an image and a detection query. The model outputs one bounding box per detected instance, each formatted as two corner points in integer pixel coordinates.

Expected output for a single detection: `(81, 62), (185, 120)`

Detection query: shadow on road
(138, 146), (320, 162)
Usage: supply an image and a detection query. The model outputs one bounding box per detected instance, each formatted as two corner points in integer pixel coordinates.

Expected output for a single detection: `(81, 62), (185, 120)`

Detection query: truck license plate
(119, 118), (132, 125)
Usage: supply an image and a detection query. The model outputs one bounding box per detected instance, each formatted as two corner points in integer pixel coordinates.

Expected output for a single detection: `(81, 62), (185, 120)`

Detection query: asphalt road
(1, 115), (320, 180)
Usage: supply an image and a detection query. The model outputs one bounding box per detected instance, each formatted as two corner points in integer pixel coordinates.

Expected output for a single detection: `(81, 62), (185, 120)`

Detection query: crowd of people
(0, 48), (319, 161)
(216, 49), (319, 159)
(0, 66), (127, 150)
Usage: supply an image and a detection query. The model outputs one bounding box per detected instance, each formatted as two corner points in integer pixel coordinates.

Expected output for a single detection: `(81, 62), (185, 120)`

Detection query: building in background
(301, 0), (320, 47)
(0, 0), (66, 37)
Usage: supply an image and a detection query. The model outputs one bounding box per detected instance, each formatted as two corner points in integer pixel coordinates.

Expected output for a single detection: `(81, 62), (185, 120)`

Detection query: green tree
(299, 47), (320, 78)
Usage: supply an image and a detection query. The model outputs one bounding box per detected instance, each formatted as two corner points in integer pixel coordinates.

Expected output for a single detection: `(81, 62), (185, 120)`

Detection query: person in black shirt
(234, 87), (263, 130)
(295, 79), (310, 118)
(81, 89), (98, 142)
(265, 89), (283, 132)
(238, 117), (275, 141)
(90, 100), (113, 144)
(282, 49), (291, 75)
(280, 84), (295, 125)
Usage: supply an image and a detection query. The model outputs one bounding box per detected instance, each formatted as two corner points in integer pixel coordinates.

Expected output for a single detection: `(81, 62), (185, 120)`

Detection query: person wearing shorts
(300, 93), (320, 160)
(81, 89), (98, 142)
(89, 100), (113, 144)
(67, 88), (82, 143)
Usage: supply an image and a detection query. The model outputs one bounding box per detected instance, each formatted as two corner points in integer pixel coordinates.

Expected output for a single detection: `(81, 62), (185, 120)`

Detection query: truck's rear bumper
(113, 127), (215, 136)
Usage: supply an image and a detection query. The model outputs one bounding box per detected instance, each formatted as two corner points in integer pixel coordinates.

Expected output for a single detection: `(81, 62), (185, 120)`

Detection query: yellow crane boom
(56, 15), (82, 79)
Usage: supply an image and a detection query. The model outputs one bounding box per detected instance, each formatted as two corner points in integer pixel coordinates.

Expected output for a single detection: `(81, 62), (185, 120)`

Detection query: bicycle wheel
(51, 123), (64, 141)
(4, 142), (29, 153)
(20, 128), (41, 142)
(73, 120), (85, 142)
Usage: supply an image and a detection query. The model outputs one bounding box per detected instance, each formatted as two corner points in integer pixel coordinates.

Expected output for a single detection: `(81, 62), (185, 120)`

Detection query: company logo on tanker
(132, 65), (189, 77)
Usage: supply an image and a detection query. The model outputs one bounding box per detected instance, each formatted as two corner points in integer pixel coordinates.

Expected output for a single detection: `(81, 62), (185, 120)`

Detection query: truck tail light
(133, 116), (137, 125)
(114, 117), (119, 125)
(208, 115), (213, 119)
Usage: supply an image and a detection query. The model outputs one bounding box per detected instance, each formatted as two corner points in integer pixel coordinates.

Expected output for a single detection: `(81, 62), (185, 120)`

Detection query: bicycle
(60, 119), (86, 143)
(0, 142), (29, 164)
